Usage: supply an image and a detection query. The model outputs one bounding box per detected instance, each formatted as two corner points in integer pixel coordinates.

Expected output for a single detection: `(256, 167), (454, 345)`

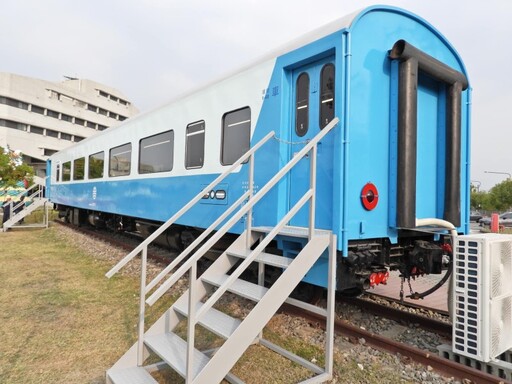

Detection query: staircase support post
(245, 153), (254, 249)
(308, 145), (317, 241)
(325, 234), (336, 377)
(137, 247), (148, 366)
(186, 261), (198, 383)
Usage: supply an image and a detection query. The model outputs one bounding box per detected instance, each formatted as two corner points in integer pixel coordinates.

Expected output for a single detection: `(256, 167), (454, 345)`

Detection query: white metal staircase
(106, 118), (339, 384)
(2, 183), (49, 231)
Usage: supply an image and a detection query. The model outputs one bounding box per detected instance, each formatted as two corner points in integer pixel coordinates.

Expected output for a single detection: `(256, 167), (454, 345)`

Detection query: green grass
(0, 228), (164, 384)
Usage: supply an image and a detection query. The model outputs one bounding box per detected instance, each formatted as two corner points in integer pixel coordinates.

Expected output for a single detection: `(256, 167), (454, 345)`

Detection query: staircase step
(226, 249), (293, 269)
(107, 366), (158, 384)
(145, 332), (210, 379)
(202, 274), (267, 302)
(253, 225), (331, 238)
(173, 299), (241, 339)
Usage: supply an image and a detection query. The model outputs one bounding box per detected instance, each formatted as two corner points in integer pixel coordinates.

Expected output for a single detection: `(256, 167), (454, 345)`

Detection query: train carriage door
(289, 57), (335, 229)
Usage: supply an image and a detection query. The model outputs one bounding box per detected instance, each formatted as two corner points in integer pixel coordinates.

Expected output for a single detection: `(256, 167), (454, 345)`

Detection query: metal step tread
(226, 248), (293, 269)
(252, 225), (331, 238)
(107, 366), (158, 384)
(202, 273), (267, 302)
(173, 299), (241, 339)
(144, 332), (209, 378)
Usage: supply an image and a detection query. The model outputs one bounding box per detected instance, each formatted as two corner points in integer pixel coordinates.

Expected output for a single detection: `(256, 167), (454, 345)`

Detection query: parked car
(479, 212), (512, 227)
(470, 210), (483, 222)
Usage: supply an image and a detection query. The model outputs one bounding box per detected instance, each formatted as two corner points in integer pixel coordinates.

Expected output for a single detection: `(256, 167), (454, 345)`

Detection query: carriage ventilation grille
(453, 234), (512, 362)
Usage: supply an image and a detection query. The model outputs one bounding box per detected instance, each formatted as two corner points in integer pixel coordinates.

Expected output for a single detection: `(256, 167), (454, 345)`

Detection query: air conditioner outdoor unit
(452, 233), (512, 362)
(453, 233), (512, 362)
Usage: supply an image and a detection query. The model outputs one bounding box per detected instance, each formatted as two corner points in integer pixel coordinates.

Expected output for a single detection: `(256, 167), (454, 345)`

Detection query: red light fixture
(361, 182), (379, 210)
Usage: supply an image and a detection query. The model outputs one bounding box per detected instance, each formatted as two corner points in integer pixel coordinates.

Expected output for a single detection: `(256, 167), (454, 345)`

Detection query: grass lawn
(0, 227), (145, 384)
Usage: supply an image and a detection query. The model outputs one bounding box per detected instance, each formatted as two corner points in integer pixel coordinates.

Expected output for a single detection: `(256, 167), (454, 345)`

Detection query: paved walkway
(371, 270), (449, 312)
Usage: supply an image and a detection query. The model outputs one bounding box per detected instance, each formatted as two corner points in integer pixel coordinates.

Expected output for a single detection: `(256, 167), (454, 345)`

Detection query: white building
(0, 73), (138, 177)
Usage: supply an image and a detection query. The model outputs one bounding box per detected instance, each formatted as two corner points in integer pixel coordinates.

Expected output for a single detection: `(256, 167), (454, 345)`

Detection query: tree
(470, 189), (490, 210)
(0, 146), (34, 188)
(487, 179), (512, 212)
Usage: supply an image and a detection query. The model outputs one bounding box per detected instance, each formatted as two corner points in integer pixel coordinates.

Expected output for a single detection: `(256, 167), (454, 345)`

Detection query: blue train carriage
(47, 5), (470, 293)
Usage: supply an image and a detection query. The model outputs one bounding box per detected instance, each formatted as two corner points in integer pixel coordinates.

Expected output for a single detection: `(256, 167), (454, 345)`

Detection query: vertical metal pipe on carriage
(389, 40), (468, 228)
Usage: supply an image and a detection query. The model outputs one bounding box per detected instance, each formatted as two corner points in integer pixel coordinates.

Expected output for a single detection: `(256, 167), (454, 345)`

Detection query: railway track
(283, 303), (509, 384)
(54, 219), (176, 266)
(368, 291), (450, 317)
(338, 295), (452, 338)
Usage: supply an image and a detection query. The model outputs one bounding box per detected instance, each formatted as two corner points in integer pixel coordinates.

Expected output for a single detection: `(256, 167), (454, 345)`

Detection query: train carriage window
(139, 130), (174, 174)
(73, 157), (85, 180)
(62, 161), (71, 181)
(221, 107), (251, 165)
(320, 64), (335, 128)
(186, 121), (205, 169)
(89, 151), (104, 179)
(295, 72), (309, 137)
(56, 162), (61, 182)
(109, 143), (132, 177)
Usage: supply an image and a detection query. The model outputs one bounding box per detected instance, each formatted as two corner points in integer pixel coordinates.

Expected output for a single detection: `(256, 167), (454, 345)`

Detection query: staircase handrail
(105, 130), (276, 279)
(145, 117), (339, 306)
(3, 183), (44, 219)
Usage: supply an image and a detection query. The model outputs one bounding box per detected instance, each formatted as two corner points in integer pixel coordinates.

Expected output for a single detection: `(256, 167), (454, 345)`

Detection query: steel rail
(338, 296), (452, 338)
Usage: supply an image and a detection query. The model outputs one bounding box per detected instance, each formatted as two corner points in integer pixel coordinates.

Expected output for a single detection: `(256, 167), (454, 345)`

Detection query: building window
(98, 108), (108, 116)
(74, 136), (84, 142)
(109, 143), (131, 177)
(0, 96), (28, 110)
(60, 113), (72, 122)
(61, 133), (72, 141)
(46, 129), (59, 138)
(89, 151), (104, 179)
(109, 112), (118, 120)
(119, 99), (128, 106)
(119, 116), (127, 122)
(47, 109), (59, 119)
(98, 124), (107, 131)
(139, 130), (174, 174)
(0, 119), (27, 131)
(75, 100), (86, 108)
(295, 72), (309, 137)
(31, 105), (45, 115)
(186, 121), (205, 169)
(62, 161), (71, 181)
(73, 157), (85, 180)
(221, 107), (251, 165)
(87, 104), (97, 112)
(30, 126), (44, 135)
(86, 121), (96, 129)
(99, 90), (109, 98)
(74, 118), (85, 126)
(44, 149), (57, 156)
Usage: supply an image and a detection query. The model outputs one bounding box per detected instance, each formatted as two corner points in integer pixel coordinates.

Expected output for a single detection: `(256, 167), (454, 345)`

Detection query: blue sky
(2, 0), (511, 190)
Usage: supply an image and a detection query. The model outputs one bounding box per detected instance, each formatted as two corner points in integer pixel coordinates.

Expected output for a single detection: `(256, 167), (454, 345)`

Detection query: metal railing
(106, 117), (339, 369)
(2, 183), (47, 230)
